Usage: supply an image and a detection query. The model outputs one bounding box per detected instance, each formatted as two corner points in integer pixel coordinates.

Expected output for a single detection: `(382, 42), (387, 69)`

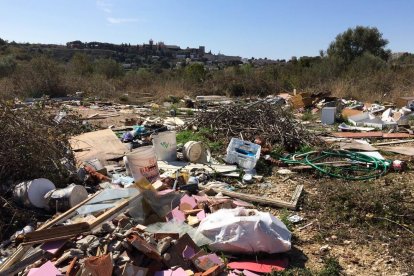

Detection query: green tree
(94, 58), (124, 79)
(13, 56), (65, 97)
(327, 26), (390, 63)
(184, 63), (206, 83)
(70, 53), (93, 76)
(0, 55), (16, 78)
(0, 37), (7, 46)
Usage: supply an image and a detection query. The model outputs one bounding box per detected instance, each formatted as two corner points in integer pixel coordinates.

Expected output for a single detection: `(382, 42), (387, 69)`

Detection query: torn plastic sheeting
(145, 221), (212, 247)
(128, 190), (181, 224)
(196, 207), (291, 254)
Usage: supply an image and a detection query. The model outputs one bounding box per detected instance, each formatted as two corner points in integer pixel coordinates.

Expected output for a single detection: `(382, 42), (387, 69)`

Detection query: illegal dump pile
(0, 93), (413, 275)
(193, 101), (320, 151)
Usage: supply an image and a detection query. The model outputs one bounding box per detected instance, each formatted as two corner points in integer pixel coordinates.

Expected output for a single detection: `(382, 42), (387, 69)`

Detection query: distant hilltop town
(64, 39), (286, 69)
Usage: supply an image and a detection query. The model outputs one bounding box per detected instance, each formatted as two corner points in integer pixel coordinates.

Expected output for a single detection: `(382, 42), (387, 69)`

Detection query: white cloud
(106, 17), (139, 24)
(97, 0), (112, 13)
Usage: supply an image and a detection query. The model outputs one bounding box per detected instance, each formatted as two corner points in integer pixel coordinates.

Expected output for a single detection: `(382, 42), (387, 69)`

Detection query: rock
(163, 253), (171, 261)
(101, 221), (116, 233)
(343, 240), (351, 245)
(76, 235), (97, 250)
(157, 237), (173, 254)
(109, 240), (123, 252)
(319, 244), (330, 253)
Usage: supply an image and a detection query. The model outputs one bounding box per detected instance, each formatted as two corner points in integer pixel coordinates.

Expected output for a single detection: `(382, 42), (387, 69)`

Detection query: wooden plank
(89, 193), (142, 229)
(380, 146), (414, 156)
(373, 139), (414, 146)
(382, 133), (412, 139)
(24, 223), (90, 242)
(0, 192), (102, 272)
(69, 129), (128, 165)
(332, 132), (383, 138)
(206, 188), (298, 210)
(0, 249), (46, 276)
(290, 185), (304, 207)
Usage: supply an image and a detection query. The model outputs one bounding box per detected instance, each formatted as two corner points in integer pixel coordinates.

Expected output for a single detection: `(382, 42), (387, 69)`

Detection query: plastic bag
(196, 207), (291, 254)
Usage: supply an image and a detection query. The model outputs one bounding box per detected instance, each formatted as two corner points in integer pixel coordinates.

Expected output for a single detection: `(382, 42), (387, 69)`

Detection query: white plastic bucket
(13, 178), (56, 208)
(126, 146), (160, 183)
(183, 141), (211, 164)
(152, 131), (177, 161)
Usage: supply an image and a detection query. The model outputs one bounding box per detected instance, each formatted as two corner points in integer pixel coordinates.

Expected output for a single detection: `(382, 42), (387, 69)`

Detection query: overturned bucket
(126, 146), (160, 183)
(183, 141), (211, 164)
(13, 178), (56, 209)
(44, 184), (88, 212)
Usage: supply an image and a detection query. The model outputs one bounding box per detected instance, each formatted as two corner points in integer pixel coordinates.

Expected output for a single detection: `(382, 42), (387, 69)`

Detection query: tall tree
(327, 26), (390, 63)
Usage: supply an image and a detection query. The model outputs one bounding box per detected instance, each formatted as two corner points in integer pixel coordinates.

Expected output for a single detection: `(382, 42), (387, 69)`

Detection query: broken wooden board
(379, 146), (414, 156)
(69, 129), (129, 165)
(333, 132), (414, 139)
(204, 185), (303, 210)
(332, 132), (383, 139)
(339, 141), (378, 151)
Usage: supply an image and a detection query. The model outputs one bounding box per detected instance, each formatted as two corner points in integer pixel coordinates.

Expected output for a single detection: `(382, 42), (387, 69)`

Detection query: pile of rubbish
(1, 93), (413, 275)
(193, 101), (320, 151)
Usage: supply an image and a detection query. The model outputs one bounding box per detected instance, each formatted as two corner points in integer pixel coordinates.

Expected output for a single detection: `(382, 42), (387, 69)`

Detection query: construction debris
(1, 92), (414, 275)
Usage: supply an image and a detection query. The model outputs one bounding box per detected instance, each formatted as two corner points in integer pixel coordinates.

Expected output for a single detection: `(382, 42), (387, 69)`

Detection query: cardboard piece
(69, 129), (129, 165)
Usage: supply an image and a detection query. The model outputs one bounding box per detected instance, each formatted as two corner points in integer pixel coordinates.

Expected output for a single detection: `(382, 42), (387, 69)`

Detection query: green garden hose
(280, 150), (391, 180)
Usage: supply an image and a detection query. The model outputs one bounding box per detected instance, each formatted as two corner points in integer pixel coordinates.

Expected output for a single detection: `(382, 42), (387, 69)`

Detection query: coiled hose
(279, 150), (390, 180)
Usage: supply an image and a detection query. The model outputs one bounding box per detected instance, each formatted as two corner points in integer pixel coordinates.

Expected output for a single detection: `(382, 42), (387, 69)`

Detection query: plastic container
(44, 184), (88, 212)
(225, 138), (261, 170)
(183, 141), (210, 163)
(152, 131), (177, 161)
(126, 146), (160, 183)
(13, 178), (56, 208)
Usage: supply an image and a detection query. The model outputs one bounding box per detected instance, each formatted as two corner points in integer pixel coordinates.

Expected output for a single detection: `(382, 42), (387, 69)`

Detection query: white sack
(196, 207), (291, 254)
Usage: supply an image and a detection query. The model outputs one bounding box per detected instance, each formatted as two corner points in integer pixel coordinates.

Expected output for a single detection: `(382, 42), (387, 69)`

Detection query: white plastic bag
(196, 207), (291, 254)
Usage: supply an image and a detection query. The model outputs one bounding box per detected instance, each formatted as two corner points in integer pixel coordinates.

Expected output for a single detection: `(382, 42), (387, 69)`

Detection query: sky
(1, 0), (414, 60)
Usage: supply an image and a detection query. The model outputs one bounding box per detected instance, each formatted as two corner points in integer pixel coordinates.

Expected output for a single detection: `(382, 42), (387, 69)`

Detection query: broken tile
(182, 245), (196, 260)
(166, 207), (186, 222)
(40, 239), (67, 255)
(193, 253), (223, 271)
(29, 261), (61, 276)
(155, 267), (188, 276)
(180, 194), (197, 211)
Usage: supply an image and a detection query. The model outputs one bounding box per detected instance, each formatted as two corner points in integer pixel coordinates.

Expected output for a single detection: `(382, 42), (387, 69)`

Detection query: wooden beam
(206, 187), (301, 210)
(0, 191), (102, 272)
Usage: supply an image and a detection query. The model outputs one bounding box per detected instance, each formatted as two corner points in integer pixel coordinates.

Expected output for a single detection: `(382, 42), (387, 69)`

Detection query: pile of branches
(193, 102), (321, 152)
(0, 101), (87, 188)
